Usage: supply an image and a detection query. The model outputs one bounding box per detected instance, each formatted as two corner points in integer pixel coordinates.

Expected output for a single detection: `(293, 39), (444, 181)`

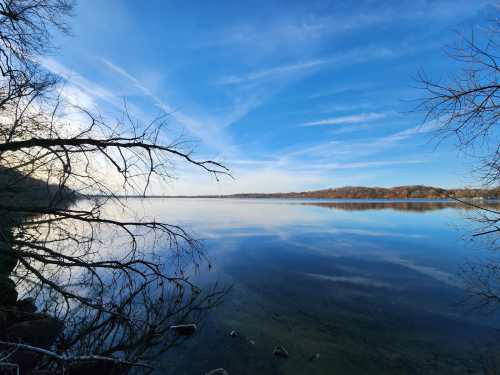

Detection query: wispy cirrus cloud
(212, 1), (488, 87)
(305, 159), (425, 171)
(307, 83), (372, 100)
(40, 57), (120, 109)
(216, 45), (395, 86)
(201, 0), (488, 52)
(229, 157), (424, 171)
(279, 120), (440, 165)
(217, 58), (327, 85)
(41, 56), (244, 158)
(302, 112), (390, 126)
(199, 12), (386, 50)
(382, 119), (442, 143)
(99, 57), (246, 156)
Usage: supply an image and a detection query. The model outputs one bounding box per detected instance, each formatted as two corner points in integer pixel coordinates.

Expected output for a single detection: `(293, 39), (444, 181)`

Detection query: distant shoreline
(88, 185), (500, 200)
(89, 196), (500, 203)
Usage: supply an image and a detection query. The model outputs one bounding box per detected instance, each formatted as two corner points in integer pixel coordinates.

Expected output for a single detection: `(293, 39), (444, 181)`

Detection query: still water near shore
(128, 198), (500, 374)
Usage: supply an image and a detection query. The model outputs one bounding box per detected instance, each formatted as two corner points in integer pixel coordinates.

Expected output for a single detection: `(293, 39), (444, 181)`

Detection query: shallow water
(136, 198), (500, 374)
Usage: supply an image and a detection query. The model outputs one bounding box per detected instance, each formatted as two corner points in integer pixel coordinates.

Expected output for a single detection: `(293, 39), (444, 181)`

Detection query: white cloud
(200, 12), (385, 50)
(155, 166), (325, 195)
(43, 56), (255, 159)
(305, 159), (425, 171)
(302, 112), (389, 126)
(202, 0), (489, 51)
(382, 120), (442, 143)
(99, 57), (261, 156)
(58, 85), (97, 109)
(147, 154), (429, 195)
(284, 120), (441, 163)
(217, 58), (327, 85)
(230, 157), (424, 172)
(40, 57), (120, 109)
(216, 45), (395, 86)
(307, 84), (371, 99)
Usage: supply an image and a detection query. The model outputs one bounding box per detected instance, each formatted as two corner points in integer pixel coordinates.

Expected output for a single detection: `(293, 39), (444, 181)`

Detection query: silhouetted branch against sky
(0, 0), (228, 371)
(417, 10), (500, 240)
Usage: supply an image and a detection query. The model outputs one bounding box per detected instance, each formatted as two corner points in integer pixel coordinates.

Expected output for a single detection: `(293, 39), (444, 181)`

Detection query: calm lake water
(129, 198), (500, 375)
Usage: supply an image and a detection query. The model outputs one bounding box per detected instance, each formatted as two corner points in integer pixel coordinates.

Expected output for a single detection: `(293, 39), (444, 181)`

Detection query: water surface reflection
(130, 198), (500, 375)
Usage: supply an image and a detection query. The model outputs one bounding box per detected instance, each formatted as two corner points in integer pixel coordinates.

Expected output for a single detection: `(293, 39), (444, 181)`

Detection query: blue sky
(44, 0), (495, 194)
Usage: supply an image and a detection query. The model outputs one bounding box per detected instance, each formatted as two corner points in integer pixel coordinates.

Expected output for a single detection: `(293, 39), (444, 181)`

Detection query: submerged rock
(170, 323), (197, 336)
(229, 329), (238, 337)
(308, 353), (320, 362)
(273, 345), (289, 358)
(205, 368), (229, 375)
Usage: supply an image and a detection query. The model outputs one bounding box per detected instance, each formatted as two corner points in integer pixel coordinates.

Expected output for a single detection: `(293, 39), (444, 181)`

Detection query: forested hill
(0, 166), (76, 207)
(220, 185), (500, 199)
